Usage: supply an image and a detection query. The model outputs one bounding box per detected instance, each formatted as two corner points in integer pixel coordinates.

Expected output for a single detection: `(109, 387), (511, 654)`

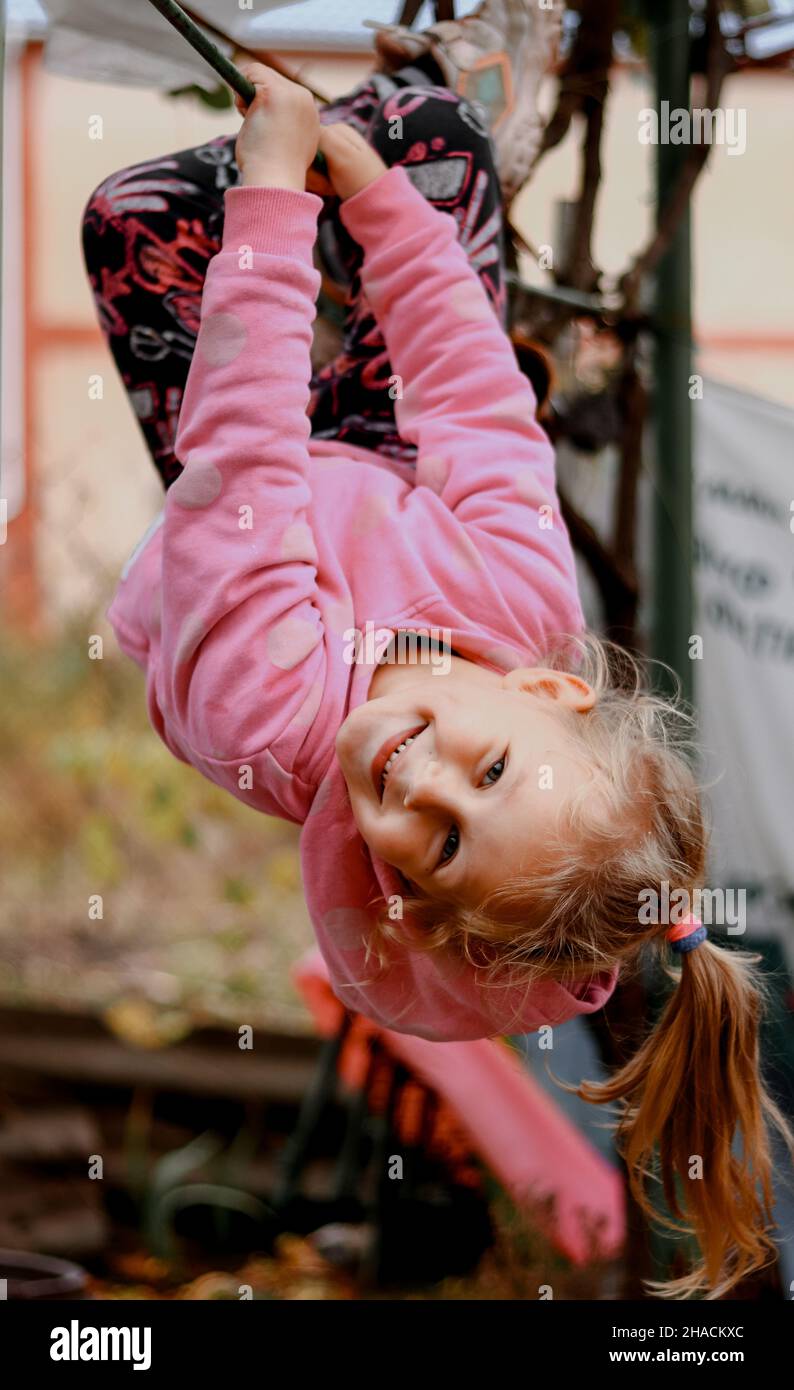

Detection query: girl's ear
(501, 666), (596, 712)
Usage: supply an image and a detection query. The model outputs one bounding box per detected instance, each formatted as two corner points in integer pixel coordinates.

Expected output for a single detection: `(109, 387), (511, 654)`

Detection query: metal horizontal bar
(505, 271), (616, 315)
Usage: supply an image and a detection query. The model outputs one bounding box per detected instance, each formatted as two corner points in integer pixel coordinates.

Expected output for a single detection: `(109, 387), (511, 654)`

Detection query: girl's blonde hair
(369, 634), (794, 1298)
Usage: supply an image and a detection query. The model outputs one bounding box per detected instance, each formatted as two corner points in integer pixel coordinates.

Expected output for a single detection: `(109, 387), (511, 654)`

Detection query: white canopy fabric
(32, 1), (320, 89)
(19, 3), (480, 87)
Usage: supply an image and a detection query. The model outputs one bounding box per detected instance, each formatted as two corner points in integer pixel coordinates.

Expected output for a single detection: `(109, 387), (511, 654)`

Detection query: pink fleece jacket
(107, 164), (618, 1041)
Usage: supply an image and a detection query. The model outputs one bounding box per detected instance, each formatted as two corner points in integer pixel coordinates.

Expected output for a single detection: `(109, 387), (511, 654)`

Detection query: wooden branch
(558, 489), (639, 626)
(560, 0), (619, 287)
(509, 0), (618, 346)
(530, 0), (619, 177)
(613, 354), (646, 574)
(531, 83), (582, 170)
(619, 0), (733, 309)
(561, 91), (605, 291)
(606, 353), (647, 645)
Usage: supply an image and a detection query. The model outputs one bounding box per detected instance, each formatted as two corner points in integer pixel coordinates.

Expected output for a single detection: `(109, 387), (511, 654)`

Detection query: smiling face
(335, 662), (598, 907)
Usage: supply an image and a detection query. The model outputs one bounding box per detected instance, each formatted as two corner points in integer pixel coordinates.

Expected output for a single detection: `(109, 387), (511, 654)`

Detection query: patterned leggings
(82, 70), (506, 489)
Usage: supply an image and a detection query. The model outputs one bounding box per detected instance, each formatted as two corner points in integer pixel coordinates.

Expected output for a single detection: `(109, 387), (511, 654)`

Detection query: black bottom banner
(4, 1297), (787, 1378)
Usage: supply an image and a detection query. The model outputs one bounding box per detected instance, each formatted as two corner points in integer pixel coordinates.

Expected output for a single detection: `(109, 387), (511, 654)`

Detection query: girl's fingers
(319, 122), (366, 150)
(318, 125), (357, 171)
(234, 71), (275, 118)
(235, 62), (276, 109)
(237, 60), (275, 87)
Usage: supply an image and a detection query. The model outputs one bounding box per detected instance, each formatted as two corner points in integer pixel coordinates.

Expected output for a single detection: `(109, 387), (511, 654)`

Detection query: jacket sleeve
(156, 183), (327, 793)
(340, 165), (584, 647)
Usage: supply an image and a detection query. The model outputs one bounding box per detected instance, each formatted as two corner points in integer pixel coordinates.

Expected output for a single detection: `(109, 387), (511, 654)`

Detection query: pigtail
(579, 938), (794, 1298)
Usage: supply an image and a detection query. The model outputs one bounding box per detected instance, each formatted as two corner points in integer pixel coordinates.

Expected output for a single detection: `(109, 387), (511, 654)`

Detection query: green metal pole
(144, 0), (256, 104)
(142, 0), (328, 172)
(650, 0), (694, 704)
(642, 8), (698, 1292)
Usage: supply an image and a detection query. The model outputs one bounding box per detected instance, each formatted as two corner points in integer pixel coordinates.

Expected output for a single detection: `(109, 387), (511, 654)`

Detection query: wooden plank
(0, 1008), (322, 1103)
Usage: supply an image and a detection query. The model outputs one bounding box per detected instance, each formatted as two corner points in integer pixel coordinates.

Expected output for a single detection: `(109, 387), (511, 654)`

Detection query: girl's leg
(309, 85), (506, 461)
(81, 67), (436, 489)
(82, 70), (504, 482)
(82, 137), (236, 489)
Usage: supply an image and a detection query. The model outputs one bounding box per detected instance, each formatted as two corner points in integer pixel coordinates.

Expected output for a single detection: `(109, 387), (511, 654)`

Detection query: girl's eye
(482, 755), (507, 785)
(438, 826), (459, 866)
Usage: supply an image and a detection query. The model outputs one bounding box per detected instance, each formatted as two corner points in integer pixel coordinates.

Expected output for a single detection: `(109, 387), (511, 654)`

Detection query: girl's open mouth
(371, 724), (427, 800)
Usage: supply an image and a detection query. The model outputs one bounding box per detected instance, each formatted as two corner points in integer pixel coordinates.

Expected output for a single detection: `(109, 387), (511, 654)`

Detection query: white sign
(695, 378), (794, 968)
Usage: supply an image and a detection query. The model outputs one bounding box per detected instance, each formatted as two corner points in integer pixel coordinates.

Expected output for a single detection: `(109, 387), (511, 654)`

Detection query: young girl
(83, 59), (791, 1297)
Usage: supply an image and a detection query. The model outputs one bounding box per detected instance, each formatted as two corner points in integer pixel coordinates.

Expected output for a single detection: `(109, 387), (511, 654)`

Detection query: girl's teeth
(382, 736), (415, 784)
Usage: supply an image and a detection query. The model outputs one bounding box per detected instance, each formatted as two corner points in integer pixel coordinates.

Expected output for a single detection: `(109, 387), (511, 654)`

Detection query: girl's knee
(81, 175), (113, 261)
(82, 175), (108, 229)
(371, 85), (492, 156)
(82, 164), (137, 236)
(81, 158), (159, 279)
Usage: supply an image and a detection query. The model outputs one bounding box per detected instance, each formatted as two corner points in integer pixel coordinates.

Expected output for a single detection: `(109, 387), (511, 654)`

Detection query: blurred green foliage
(168, 82), (234, 110)
(0, 620), (314, 1031)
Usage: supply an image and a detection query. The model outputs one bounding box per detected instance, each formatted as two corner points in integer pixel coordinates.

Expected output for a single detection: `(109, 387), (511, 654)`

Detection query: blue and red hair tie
(666, 915), (708, 954)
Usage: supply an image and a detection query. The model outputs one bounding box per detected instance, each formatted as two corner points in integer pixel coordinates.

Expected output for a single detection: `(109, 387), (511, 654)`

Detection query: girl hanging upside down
(82, 48), (792, 1298)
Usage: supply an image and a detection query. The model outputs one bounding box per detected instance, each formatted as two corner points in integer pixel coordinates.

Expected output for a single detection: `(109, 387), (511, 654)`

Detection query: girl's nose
(403, 760), (455, 812)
